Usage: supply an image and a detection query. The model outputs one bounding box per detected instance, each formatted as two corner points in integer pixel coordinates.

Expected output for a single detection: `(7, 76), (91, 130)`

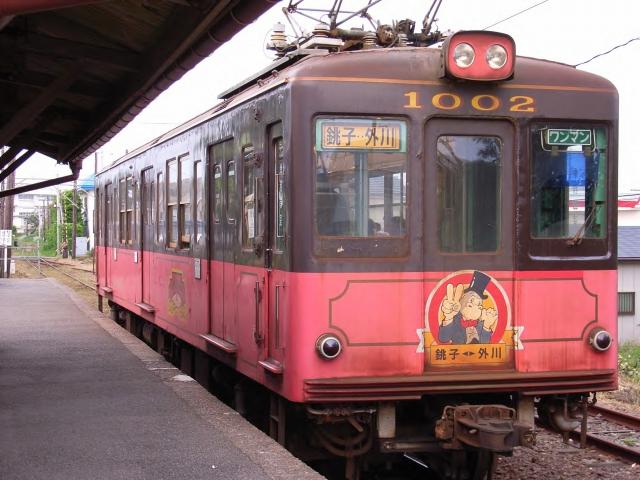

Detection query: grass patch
(619, 342), (640, 381)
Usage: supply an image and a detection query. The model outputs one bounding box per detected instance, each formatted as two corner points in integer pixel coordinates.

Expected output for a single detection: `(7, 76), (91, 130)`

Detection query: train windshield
(314, 118), (407, 238)
(531, 125), (608, 239)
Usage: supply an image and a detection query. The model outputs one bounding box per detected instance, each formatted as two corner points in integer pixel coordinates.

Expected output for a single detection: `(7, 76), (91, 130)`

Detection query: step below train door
(422, 119), (517, 373)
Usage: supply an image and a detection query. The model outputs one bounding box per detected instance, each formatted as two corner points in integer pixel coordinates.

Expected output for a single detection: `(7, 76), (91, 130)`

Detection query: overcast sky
(19, 0), (640, 193)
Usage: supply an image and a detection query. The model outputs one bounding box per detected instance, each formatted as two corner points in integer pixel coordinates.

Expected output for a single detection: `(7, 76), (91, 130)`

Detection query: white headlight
(486, 44), (508, 69)
(453, 43), (475, 68)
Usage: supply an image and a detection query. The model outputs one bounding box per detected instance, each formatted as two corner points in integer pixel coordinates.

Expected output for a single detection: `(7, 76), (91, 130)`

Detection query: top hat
(464, 270), (490, 299)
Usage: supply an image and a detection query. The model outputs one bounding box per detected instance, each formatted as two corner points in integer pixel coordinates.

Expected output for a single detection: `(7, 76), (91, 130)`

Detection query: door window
(437, 135), (502, 253)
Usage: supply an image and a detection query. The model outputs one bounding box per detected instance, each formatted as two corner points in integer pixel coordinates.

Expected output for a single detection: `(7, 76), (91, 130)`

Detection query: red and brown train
(95, 24), (618, 479)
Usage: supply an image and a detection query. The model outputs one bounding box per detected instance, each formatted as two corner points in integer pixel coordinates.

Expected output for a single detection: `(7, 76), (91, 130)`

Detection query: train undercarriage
(105, 300), (595, 480)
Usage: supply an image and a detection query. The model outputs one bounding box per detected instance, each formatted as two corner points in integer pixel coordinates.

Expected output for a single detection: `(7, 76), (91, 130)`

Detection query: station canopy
(0, 0), (276, 197)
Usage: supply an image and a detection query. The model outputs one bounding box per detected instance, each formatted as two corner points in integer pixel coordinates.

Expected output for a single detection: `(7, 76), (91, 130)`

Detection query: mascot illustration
(438, 270), (499, 344)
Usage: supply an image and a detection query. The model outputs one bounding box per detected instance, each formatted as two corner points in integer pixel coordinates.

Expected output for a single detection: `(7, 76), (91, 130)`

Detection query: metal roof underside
(0, 0), (276, 197)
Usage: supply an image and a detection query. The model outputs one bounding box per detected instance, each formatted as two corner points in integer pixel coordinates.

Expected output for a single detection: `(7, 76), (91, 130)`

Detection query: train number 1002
(403, 91), (536, 113)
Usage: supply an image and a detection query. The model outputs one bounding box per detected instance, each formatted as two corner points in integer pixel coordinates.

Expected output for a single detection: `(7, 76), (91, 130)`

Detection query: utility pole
(72, 180), (77, 259)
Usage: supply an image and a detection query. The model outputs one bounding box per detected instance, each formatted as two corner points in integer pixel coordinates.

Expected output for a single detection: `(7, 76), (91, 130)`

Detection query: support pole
(72, 180), (77, 259)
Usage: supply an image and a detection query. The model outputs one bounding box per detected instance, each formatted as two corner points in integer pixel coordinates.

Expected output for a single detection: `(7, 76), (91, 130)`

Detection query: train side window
(119, 178), (126, 244)
(195, 160), (204, 244)
(105, 183), (112, 247)
(95, 188), (100, 245)
(213, 163), (222, 223)
(530, 125), (607, 240)
(126, 175), (134, 245)
(157, 171), (165, 246)
(227, 160), (236, 222)
(274, 136), (286, 252)
(179, 154), (192, 249)
(242, 145), (256, 250)
(167, 159), (178, 248)
(437, 135), (502, 253)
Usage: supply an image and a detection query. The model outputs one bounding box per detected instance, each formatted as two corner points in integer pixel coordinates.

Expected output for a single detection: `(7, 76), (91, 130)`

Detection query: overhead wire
(482, 0), (550, 30)
(574, 37), (640, 67)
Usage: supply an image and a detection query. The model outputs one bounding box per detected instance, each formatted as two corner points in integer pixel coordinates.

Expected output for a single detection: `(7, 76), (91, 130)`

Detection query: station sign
(545, 128), (592, 146)
(0, 229), (11, 247)
(316, 118), (406, 152)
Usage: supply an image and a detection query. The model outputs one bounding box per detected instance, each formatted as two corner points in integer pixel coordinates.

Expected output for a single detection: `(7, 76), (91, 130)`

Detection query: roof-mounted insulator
(299, 23), (343, 51)
(363, 32), (377, 49)
(267, 22), (288, 55)
(313, 23), (330, 38)
(397, 33), (408, 47)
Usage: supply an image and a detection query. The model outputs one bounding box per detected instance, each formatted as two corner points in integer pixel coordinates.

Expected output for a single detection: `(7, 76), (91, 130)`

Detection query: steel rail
(19, 257), (95, 291)
(568, 429), (640, 464)
(563, 404), (640, 463)
(588, 404), (640, 430)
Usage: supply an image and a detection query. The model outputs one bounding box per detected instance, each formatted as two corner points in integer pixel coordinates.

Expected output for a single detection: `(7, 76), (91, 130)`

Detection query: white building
(618, 226), (640, 344)
(13, 188), (57, 235)
(618, 194), (640, 226)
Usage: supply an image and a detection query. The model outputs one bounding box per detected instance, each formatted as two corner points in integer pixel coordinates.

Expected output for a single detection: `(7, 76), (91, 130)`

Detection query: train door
(208, 140), (238, 350)
(423, 119), (516, 372)
(263, 123), (286, 372)
(238, 122), (286, 373)
(141, 168), (153, 306)
(236, 144), (264, 367)
(104, 182), (112, 288)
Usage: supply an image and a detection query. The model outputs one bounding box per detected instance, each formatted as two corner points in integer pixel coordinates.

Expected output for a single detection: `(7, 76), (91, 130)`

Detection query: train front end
(282, 30), (618, 473)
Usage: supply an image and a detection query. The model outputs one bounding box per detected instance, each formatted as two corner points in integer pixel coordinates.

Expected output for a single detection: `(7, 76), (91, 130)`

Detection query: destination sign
(545, 128), (592, 146)
(317, 119), (406, 151)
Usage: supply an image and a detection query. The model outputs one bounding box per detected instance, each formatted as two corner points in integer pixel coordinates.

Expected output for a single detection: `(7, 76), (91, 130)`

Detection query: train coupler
(435, 404), (534, 452)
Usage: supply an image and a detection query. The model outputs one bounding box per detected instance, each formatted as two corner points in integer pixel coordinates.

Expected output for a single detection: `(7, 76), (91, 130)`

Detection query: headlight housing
(316, 334), (342, 359)
(453, 42), (475, 68)
(441, 31), (515, 81)
(486, 44), (508, 69)
(589, 327), (613, 352)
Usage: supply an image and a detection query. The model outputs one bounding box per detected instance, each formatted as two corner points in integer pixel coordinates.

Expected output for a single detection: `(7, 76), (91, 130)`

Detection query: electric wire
(482, 0), (551, 30)
(574, 37), (640, 67)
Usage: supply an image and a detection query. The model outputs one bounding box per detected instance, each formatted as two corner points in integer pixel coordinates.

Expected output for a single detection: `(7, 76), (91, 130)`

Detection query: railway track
(567, 404), (640, 463)
(19, 257), (96, 291)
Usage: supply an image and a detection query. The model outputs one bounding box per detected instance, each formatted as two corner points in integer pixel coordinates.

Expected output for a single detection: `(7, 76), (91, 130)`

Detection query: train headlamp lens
(486, 44), (508, 69)
(316, 334), (342, 359)
(589, 328), (613, 352)
(453, 43), (475, 68)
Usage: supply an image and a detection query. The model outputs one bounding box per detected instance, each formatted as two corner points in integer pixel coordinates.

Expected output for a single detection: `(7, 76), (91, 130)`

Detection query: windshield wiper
(566, 201), (602, 246)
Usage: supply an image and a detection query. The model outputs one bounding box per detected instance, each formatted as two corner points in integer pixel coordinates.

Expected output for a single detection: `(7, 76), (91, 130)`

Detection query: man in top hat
(438, 271), (499, 345)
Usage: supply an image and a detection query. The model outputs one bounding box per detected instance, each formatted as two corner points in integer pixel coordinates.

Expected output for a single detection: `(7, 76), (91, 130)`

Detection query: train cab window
(179, 155), (192, 249)
(531, 125), (607, 240)
(242, 146), (256, 249)
(167, 159), (178, 248)
(437, 135), (502, 253)
(314, 118), (408, 241)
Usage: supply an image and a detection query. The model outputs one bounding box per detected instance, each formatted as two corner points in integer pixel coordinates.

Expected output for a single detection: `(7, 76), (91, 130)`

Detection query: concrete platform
(0, 278), (323, 480)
